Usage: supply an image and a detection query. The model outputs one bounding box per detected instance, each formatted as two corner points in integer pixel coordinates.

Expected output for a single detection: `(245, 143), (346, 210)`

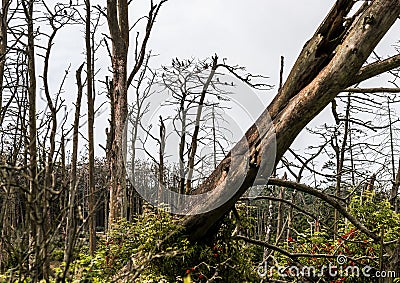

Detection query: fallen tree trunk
(182, 0), (400, 241)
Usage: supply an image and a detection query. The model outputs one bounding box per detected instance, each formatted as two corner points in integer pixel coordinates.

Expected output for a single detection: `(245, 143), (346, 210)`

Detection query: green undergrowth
(65, 208), (259, 282)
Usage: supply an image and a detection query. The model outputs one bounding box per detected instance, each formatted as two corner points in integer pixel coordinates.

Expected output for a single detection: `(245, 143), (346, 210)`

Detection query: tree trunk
(106, 0), (129, 227)
(23, 0), (43, 279)
(178, 102), (187, 195)
(388, 237), (400, 282)
(106, 0), (166, 225)
(158, 116), (166, 203)
(389, 100), (399, 213)
(63, 63), (84, 273)
(331, 93), (351, 238)
(185, 56), (218, 193)
(183, 0), (400, 241)
(0, 0), (9, 116)
(276, 187), (284, 243)
(85, 0), (96, 256)
(391, 160), (400, 213)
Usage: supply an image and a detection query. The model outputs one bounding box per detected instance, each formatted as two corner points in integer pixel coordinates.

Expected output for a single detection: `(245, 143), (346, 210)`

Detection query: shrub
(72, 208), (259, 282)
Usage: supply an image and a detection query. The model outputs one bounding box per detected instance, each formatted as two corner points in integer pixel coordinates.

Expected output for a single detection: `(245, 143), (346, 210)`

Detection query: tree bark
(106, 0), (129, 226)
(388, 237), (400, 282)
(106, 0), (166, 225)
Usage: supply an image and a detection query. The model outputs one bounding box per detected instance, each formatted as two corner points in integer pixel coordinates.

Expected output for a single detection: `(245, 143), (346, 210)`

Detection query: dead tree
(182, 0), (400, 244)
(63, 63), (84, 273)
(331, 94), (351, 237)
(84, 0), (96, 257)
(159, 56), (250, 194)
(127, 54), (155, 219)
(185, 56), (219, 193)
(22, 0), (42, 279)
(105, 0), (167, 227)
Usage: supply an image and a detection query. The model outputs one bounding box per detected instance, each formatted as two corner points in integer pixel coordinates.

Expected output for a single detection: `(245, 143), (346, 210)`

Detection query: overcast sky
(48, 0), (399, 158)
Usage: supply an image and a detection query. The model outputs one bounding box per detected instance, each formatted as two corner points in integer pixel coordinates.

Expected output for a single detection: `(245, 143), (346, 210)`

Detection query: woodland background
(0, 0), (400, 282)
